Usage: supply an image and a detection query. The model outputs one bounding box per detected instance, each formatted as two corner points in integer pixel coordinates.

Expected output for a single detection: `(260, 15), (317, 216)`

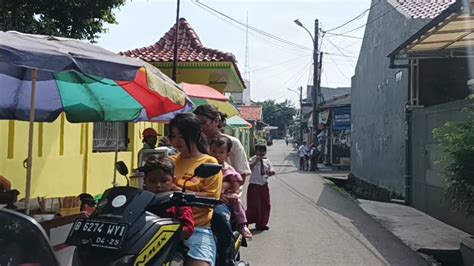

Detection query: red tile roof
(395, 0), (455, 19)
(238, 105), (262, 121)
(119, 18), (237, 63)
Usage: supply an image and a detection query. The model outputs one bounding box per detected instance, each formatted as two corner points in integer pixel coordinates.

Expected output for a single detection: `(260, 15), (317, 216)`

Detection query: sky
(98, 0), (372, 105)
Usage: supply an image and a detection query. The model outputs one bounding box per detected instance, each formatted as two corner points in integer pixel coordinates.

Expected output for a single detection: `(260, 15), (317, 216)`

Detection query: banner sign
(319, 110), (330, 125)
(333, 107), (351, 130)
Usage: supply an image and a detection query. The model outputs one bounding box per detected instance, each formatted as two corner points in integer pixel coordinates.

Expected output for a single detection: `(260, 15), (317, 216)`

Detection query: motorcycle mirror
(193, 163), (222, 178)
(0, 209), (59, 266)
(115, 161), (129, 176)
(181, 164), (222, 193)
(115, 161), (130, 186)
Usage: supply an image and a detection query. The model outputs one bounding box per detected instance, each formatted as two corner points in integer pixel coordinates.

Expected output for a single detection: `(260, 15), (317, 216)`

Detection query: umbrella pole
(112, 123), (119, 186)
(25, 69), (38, 215)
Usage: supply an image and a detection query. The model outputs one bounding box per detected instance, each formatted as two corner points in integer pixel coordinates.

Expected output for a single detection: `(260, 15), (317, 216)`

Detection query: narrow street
(241, 140), (426, 265)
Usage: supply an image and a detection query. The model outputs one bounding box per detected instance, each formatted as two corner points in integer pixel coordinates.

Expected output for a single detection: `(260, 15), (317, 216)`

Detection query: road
(240, 140), (426, 266)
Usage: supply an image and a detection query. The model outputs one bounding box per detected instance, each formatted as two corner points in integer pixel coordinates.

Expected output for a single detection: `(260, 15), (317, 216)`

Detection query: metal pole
(299, 86), (303, 143)
(25, 69), (37, 215)
(172, 0), (181, 82)
(313, 19), (319, 145)
(113, 123), (119, 187)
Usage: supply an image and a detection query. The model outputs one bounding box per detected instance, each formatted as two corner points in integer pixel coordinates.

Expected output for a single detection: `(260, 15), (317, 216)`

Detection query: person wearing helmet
(142, 128), (159, 149)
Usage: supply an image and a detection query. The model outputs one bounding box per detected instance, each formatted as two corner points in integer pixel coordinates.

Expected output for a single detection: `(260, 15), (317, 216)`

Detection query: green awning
(226, 115), (251, 128)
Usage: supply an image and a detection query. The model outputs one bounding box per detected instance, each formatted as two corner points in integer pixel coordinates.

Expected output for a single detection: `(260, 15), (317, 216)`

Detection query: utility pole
(299, 86), (303, 143)
(172, 0), (181, 82)
(312, 19), (319, 145)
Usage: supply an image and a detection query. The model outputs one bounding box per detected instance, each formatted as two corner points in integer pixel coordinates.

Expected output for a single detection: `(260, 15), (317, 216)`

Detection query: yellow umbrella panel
(191, 98), (239, 117)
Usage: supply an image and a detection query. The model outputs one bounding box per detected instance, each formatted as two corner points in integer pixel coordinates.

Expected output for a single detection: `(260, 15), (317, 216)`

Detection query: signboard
(319, 110), (330, 124)
(333, 107), (351, 130)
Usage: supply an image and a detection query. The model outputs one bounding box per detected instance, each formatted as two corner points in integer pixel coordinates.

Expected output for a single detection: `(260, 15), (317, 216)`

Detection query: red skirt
(245, 183), (271, 228)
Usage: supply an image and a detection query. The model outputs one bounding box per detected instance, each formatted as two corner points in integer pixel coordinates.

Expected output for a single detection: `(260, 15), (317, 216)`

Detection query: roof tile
(395, 0), (456, 19)
(238, 106), (263, 121)
(119, 18), (237, 63)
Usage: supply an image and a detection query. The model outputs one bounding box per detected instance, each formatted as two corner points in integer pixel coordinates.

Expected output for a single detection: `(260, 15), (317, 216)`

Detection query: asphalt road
(240, 140), (426, 266)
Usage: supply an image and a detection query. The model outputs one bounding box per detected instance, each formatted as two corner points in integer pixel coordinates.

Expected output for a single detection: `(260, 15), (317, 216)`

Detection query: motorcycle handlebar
(186, 194), (223, 208)
(147, 192), (223, 212)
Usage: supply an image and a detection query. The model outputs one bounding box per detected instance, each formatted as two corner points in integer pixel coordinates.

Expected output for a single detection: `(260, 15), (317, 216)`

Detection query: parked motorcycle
(66, 161), (248, 265)
(0, 208), (59, 266)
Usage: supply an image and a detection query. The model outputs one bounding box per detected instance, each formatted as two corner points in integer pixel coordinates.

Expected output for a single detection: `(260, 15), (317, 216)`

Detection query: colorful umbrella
(0, 31), (191, 213)
(181, 83), (229, 101)
(0, 63), (191, 122)
(191, 98), (239, 117)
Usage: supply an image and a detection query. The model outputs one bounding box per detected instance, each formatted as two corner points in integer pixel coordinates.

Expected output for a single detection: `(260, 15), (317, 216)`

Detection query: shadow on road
(316, 183), (427, 265)
(276, 147), (426, 265)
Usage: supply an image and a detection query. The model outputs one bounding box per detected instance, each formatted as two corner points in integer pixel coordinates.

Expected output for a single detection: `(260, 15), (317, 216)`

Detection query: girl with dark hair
(246, 144), (275, 231)
(194, 105), (251, 181)
(168, 113), (222, 266)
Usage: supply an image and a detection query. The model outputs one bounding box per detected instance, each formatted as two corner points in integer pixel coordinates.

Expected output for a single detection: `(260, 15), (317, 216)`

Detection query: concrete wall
(351, 0), (428, 195)
(411, 99), (474, 234)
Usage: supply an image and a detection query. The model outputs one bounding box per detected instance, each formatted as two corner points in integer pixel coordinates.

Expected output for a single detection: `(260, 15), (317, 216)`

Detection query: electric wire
(325, 38), (356, 67)
(249, 55), (309, 73)
(338, 4), (401, 35)
(325, 32), (363, 39)
(194, 0), (312, 52)
(192, 2), (310, 56)
(322, 43), (350, 81)
(325, 0), (380, 32)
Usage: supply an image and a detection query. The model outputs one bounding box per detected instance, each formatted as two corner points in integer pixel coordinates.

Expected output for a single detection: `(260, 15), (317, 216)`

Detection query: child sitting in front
(209, 136), (253, 239)
(142, 155), (194, 240)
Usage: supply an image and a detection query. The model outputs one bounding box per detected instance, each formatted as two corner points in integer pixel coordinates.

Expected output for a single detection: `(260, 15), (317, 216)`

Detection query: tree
(433, 95), (474, 216)
(258, 99), (297, 132)
(0, 0), (126, 42)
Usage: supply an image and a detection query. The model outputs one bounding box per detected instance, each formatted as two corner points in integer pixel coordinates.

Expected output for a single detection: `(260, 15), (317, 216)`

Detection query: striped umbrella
(0, 31), (192, 213)
(0, 63), (191, 122)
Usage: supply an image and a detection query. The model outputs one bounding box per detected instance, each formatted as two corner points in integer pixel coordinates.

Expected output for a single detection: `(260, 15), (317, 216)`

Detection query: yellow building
(0, 118), (164, 199)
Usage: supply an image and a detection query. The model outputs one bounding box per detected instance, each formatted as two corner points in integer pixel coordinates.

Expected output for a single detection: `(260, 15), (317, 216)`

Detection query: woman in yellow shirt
(169, 113), (223, 266)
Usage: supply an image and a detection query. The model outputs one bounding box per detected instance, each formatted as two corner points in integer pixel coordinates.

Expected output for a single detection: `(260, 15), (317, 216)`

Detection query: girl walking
(246, 144), (275, 231)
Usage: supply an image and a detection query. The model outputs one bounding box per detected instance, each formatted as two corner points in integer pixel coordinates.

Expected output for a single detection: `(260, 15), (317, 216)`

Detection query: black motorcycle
(66, 162), (247, 265)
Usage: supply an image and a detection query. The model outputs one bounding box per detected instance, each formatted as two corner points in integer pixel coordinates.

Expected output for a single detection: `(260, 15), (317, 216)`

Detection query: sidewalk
(320, 169), (473, 264)
(359, 200), (470, 251)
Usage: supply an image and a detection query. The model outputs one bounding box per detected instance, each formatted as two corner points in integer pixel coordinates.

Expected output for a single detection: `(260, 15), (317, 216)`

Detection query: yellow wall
(0, 118), (164, 199)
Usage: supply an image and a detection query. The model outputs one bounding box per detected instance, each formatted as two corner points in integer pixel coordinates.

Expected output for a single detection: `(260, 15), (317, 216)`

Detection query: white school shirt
(248, 156), (274, 185)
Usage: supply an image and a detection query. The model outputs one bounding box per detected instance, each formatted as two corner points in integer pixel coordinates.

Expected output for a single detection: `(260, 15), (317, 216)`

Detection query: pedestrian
(310, 144), (319, 171)
(285, 135), (289, 146)
(298, 141), (309, 170)
(246, 144), (275, 231)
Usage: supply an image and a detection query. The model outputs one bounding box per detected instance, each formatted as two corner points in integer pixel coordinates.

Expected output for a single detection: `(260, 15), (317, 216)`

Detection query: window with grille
(93, 122), (128, 152)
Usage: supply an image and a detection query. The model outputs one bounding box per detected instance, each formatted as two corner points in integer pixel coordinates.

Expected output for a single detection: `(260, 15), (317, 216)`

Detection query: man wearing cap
(142, 128), (158, 149)
(137, 128), (159, 167)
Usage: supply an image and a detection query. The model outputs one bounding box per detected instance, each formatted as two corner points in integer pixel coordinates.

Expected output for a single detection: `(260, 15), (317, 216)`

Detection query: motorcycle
(66, 161), (247, 265)
(0, 162), (248, 265)
(0, 208), (59, 266)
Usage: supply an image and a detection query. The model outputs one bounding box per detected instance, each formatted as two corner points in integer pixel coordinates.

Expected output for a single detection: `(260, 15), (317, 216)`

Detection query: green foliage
(0, 0), (126, 42)
(257, 99), (297, 131)
(433, 99), (474, 215)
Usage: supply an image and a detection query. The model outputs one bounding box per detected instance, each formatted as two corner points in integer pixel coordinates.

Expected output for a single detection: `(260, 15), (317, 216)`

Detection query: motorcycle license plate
(67, 219), (129, 250)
